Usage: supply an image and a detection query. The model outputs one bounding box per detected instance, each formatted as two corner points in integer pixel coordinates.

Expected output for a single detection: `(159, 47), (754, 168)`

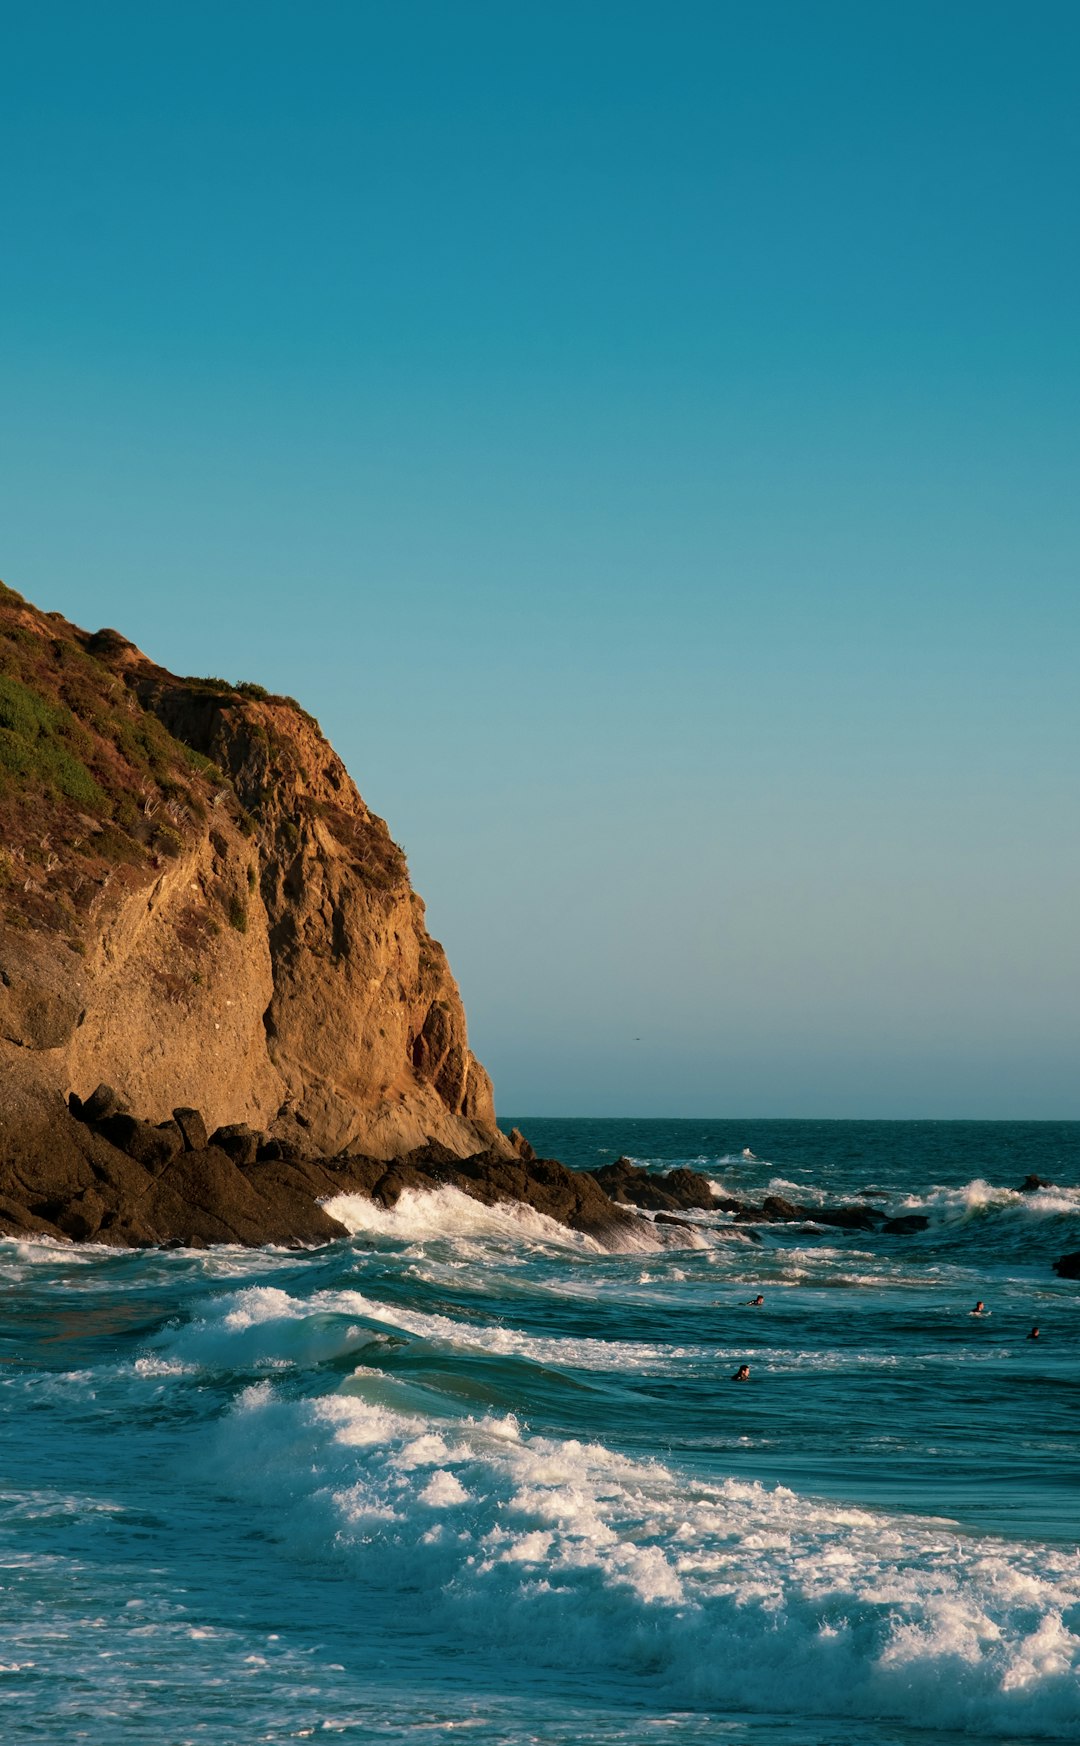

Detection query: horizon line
(499, 1113), (1080, 1125)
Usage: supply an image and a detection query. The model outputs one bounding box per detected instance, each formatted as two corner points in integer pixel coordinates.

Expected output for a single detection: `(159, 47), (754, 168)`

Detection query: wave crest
(206, 1373), (1080, 1738)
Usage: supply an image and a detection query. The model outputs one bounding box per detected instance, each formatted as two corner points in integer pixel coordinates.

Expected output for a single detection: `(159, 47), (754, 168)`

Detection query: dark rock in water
(590, 1156), (717, 1214)
(95, 1112), (183, 1172)
(447, 1147), (635, 1242)
(858, 1188), (890, 1199)
(732, 1194), (883, 1230)
(173, 1107), (208, 1152)
(590, 1158), (658, 1206)
(209, 1124), (261, 1167)
(508, 1127), (537, 1163)
(761, 1194), (803, 1221)
(1020, 1174), (1053, 1194)
(1053, 1251), (1080, 1279)
(812, 1205), (884, 1231)
(653, 1212), (699, 1230)
(663, 1168), (716, 1210)
(371, 1167), (411, 1209)
(883, 1213), (930, 1234)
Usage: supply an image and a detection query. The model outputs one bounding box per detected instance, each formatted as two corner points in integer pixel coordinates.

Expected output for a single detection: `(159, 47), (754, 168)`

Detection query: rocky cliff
(0, 580), (505, 1184)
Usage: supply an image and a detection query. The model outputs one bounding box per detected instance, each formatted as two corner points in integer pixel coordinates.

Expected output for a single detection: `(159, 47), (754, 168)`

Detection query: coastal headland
(0, 579), (515, 1240)
(0, 583), (1075, 1273)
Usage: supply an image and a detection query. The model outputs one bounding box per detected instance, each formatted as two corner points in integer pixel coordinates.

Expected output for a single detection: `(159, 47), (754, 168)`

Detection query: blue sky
(2, 2), (1078, 1115)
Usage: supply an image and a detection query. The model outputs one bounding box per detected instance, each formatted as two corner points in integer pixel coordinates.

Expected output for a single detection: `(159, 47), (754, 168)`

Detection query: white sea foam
(209, 1372), (1080, 1738)
(324, 1187), (613, 1251)
(159, 1283), (711, 1376)
(173, 1279), (1060, 1390)
(898, 1178), (1080, 1223)
(165, 1280), (1005, 1378)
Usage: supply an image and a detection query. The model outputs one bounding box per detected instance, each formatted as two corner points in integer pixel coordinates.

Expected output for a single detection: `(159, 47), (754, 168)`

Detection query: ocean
(1, 1118), (1077, 1745)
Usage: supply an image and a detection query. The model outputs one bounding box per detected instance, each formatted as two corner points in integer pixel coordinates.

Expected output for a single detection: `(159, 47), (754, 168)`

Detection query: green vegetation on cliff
(0, 587), (234, 938)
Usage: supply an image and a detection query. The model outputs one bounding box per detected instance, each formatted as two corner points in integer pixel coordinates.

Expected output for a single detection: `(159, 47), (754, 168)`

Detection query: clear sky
(2, 3), (1078, 1116)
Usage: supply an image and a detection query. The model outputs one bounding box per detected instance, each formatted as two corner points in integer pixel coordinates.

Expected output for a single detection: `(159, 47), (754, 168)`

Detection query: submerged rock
(812, 1205), (883, 1231)
(733, 1194), (885, 1230)
(1053, 1251), (1080, 1280)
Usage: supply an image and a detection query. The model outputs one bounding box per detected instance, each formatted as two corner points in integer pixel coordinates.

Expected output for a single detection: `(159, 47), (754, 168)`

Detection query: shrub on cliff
(0, 675), (107, 811)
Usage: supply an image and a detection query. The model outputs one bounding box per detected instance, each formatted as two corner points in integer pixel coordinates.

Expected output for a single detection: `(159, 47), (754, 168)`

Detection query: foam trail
(210, 1375), (1080, 1739)
(160, 1282), (717, 1375)
(323, 1185), (675, 1253)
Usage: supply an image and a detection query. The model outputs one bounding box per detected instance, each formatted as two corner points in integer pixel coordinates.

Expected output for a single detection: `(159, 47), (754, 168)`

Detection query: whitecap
(206, 1375), (1080, 1739)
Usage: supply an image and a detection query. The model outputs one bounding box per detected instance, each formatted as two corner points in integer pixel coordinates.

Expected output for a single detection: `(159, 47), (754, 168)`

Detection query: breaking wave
(207, 1369), (1080, 1738)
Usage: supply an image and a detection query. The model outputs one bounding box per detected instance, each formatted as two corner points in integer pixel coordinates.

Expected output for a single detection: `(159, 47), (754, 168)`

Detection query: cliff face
(0, 582), (503, 1162)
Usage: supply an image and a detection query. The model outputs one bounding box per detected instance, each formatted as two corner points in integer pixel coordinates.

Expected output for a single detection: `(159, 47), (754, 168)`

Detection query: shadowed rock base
(5, 1099), (1048, 1261)
(0, 1087), (637, 1249)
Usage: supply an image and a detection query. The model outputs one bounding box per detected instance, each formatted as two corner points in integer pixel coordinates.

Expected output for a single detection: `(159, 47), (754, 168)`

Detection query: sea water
(1, 1118), (1077, 1745)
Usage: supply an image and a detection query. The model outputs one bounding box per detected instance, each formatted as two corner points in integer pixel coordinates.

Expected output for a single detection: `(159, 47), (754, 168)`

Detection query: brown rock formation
(0, 1081), (637, 1249)
(0, 580), (508, 1216)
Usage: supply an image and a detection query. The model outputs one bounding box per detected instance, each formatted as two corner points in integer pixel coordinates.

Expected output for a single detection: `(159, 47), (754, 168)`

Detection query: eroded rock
(79, 1083), (128, 1124)
(94, 1113), (183, 1172)
(173, 1108), (209, 1152)
(209, 1124), (261, 1167)
(589, 1157), (719, 1214)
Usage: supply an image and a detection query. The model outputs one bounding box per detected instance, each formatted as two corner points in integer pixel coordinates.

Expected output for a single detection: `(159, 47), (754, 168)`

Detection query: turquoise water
(1, 1119), (1078, 1744)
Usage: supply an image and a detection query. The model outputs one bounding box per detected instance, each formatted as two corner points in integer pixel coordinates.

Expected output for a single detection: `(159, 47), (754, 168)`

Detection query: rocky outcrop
(588, 1158), (892, 1232)
(1053, 1251), (1080, 1280)
(0, 582), (507, 1184)
(0, 1083), (635, 1248)
(590, 1157), (717, 1214)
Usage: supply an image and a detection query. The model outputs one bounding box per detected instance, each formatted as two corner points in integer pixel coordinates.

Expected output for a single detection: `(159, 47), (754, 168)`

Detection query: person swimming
(970, 1300), (989, 1316)
(731, 1364), (751, 1382)
(741, 1148), (757, 1160)
(1027, 1326), (1040, 1340)
(744, 1295), (764, 1306)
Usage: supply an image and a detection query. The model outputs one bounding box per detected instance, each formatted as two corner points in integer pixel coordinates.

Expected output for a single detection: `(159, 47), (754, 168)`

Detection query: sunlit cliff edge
(0, 580), (504, 1170)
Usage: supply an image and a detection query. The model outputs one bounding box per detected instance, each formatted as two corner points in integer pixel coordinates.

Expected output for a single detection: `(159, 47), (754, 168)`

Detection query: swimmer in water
(970, 1300), (989, 1316)
(742, 1148), (757, 1160)
(1027, 1326), (1040, 1340)
(744, 1295), (765, 1306)
(731, 1364), (751, 1382)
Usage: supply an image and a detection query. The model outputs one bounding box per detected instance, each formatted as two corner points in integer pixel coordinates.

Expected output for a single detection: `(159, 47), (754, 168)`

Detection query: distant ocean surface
(2, 1118), (1078, 1745)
